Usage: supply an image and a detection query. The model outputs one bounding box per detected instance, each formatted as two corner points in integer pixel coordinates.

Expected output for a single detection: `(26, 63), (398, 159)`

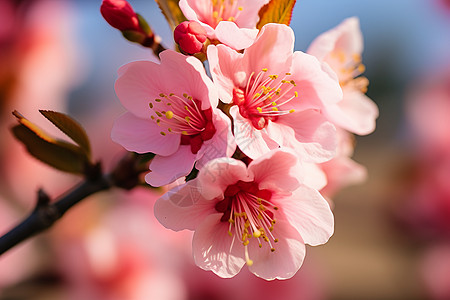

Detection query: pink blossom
(111, 50), (235, 186)
(207, 23), (341, 161)
(179, 0), (268, 50)
(307, 17), (378, 135)
(154, 149), (334, 280)
(174, 21), (207, 54)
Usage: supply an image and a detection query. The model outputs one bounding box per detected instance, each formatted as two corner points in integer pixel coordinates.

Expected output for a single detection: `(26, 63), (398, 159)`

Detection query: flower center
(232, 68), (298, 130)
(208, 0), (243, 27)
(331, 51), (369, 93)
(215, 180), (279, 266)
(149, 93), (216, 154)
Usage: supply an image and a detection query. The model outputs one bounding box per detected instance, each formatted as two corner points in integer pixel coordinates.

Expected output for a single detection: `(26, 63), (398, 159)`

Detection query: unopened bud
(174, 21), (207, 54)
(100, 0), (140, 32)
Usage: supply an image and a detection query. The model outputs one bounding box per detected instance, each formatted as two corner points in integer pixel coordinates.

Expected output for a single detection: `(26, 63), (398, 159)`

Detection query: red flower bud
(100, 0), (140, 32)
(174, 21), (207, 54)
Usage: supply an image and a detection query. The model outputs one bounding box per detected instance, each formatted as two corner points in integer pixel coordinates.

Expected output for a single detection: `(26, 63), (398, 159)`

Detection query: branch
(0, 152), (150, 256)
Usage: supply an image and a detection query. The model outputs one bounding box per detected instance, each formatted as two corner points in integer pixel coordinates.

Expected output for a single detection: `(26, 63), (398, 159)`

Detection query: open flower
(111, 50), (235, 186)
(154, 149), (334, 280)
(307, 17), (378, 135)
(208, 23), (341, 161)
(179, 0), (268, 50)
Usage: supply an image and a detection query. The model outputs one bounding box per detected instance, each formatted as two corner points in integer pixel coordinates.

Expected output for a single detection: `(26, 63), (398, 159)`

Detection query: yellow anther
(269, 226), (274, 231)
(169, 93), (175, 96)
(271, 248), (276, 252)
(168, 128), (172, 132)
(243, 239), (249, 246)
(228, 218), (234, 224)
(165, 111), (174, 119)
(294, 91), (298, 97)
(274, 239), (279, 243)
(269, 75), (278, 80)
(149, 103), (154, 108)
(352, 53), (362, 62)
(357, 64), (366, 73)
(272, 107), (278, 111)
(262, 68), (268, 72)
(290, 80), (296, 86)
(274, 206), (279, 210)
(185, 116), (190, 122)
(184, 105), (189, 110)
(253, 229), (261, 238)
(213, 11), (219, 18)
(256, 107), (262, 113)
(155, 98), (162, 102)
(183, 93), (188, 98)
(151, 116), (155, 120)
(289, 109), (295, 113)
(159, 93), (165, 97)
(228, 16), (235, 21)
(253, 93), (261, 99)
(259, 204), (266, 211)
(271, 102), (277, 106)
(272, 219), (276, 224)
(259, 243), (262, 248)
(238, 6), (243, 10)
(228, 231), (233, 236)
(166, 102), (172, 105)
(181, 130), (188, 135)
(246, 259), (253, 266)
(285, 72), (291, 75)
(160, 131), (166, 136)
(257, 214), (263, 220)
(156, 111), (162, 117)
(156, 119), (161, 124)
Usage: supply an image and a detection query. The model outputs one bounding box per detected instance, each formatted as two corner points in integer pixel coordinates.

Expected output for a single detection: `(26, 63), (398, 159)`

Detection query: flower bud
(100, 0), (140, 32)
(174, 21), (207, 54)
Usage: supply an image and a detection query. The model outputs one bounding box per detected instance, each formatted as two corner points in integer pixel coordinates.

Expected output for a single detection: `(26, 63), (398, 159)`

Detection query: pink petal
(115, 61), (165, 119)
(145, 145), (197, 187)
(197, 157), (250, 200)
(301, 162), (328, 191)
(247, 219), (306, 280)
(196, 109), (236, 169)
(154, 180), (216, 231)
(193, 214), (246, 278)
(207, 45), (245, 103)
(111, 112), (180, 155)
(230, 106), (272, 159)
(158, 50), (218, 110)
(215, 22), (258, 50)
(328, 87), (378, 135)
(307, 17), (363, 63)
(234, 0), (269, 28)
(289, 51), (343, 111)
(248, 149), (300, 192)
(244, 23), (294, 75)
(272, 110), (337, 163)
(279, 185), (334, 246)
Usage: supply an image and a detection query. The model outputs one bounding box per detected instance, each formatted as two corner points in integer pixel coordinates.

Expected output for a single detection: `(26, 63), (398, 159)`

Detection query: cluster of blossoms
(104, 0), (378, 280)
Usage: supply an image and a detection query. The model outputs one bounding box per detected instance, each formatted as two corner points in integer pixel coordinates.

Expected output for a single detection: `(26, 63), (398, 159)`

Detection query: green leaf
(39, 110), (91, 158)
(256, 0), (296, 30)
(11, 111), (90, 174)
(155, 0), (187, 31)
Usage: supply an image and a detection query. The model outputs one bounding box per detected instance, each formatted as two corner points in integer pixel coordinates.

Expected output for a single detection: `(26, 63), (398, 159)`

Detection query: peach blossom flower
(307, 17), (378, 135)
(208, 23), (341, 161)
(179, 0), (268, 50)
(154, 149), (334, 280)
(111, 50), (235, 186)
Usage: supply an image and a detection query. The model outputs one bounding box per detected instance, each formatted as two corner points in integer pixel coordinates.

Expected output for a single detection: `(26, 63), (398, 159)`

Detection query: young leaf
(155, 0), (187, 31)
(256, 0), (296, 29)
(11, 111), (90, 174)
(39, 110), (91, 158)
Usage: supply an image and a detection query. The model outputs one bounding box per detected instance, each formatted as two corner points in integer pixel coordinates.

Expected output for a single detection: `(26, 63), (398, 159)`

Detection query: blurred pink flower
(307, 17), (378, 135)
(154, 148), (334, 280)
(111, 50), (235, 187)
(208, 23), (341, 161)
(421, 244), (450, 300)
(179, 0), (268, 50)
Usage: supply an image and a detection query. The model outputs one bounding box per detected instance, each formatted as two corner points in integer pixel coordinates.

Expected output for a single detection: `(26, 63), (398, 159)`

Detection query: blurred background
(1, 0), (450, 299)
